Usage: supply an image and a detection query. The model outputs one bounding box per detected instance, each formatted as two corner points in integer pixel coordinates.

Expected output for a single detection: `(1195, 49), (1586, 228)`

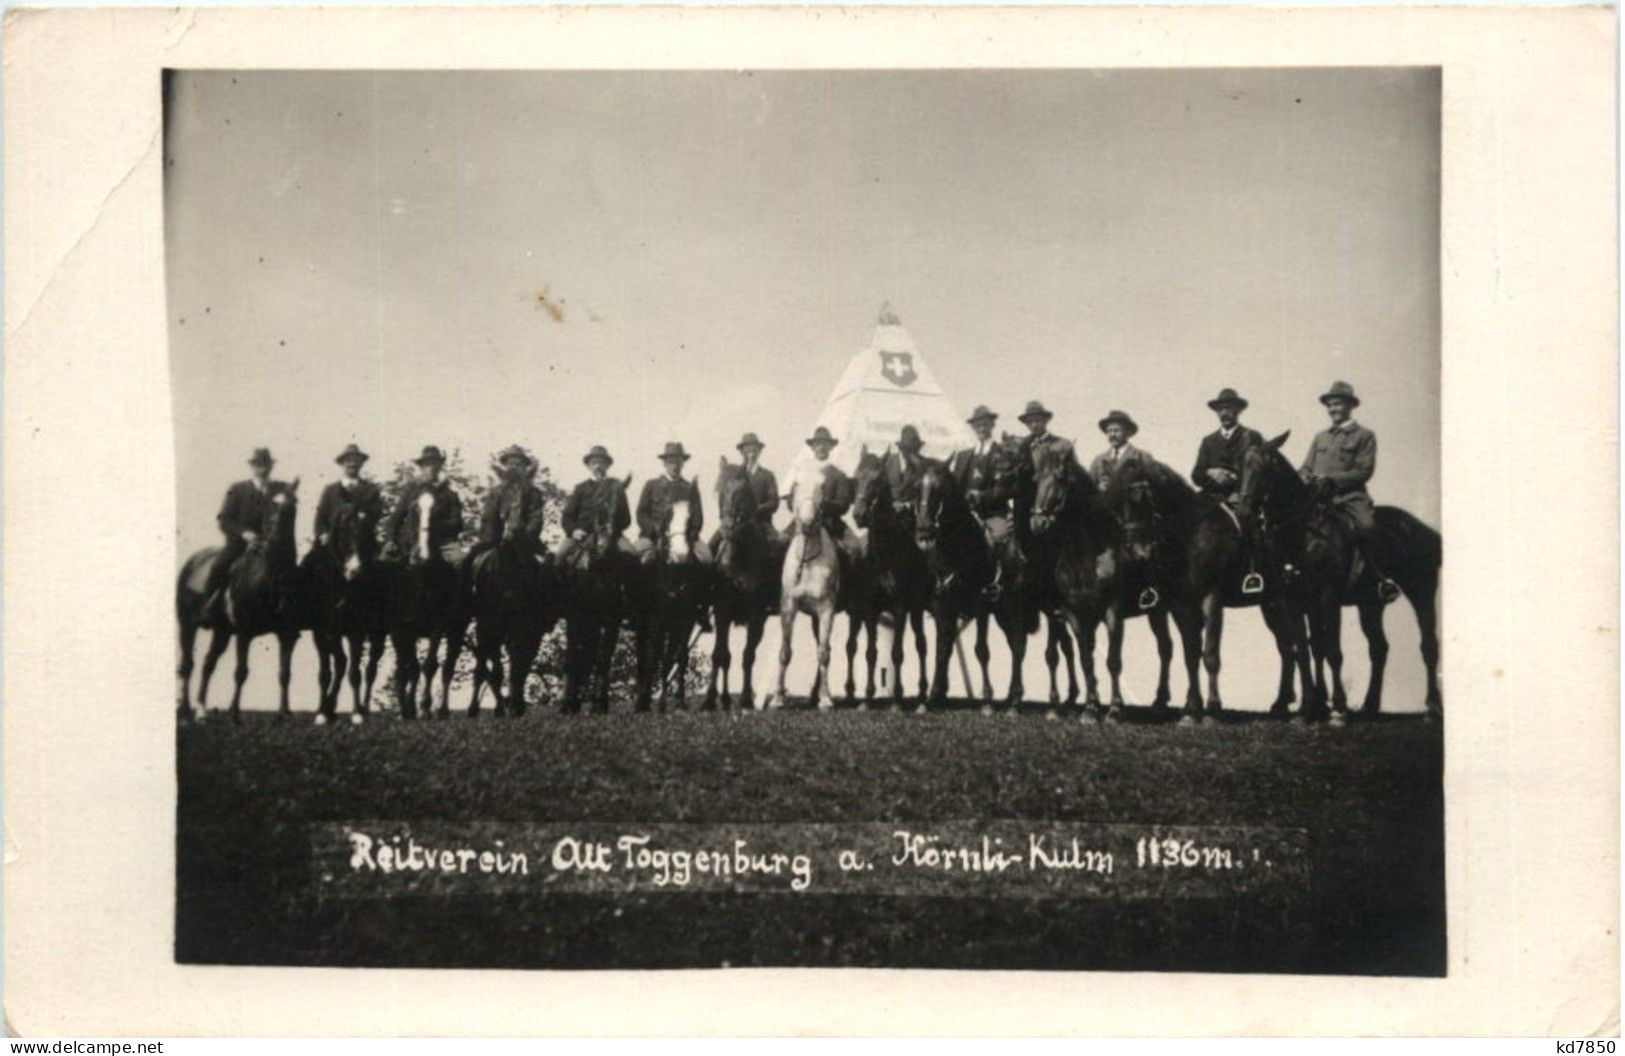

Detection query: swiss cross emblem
(878, 350), (917, 388)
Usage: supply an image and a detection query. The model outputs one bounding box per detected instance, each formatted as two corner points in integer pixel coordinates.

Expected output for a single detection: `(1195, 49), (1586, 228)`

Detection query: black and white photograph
(165, 66), (1447, 975)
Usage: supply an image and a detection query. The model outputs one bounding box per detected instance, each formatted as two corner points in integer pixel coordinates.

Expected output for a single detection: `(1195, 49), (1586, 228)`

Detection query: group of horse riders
(200, 378), (1396, 616)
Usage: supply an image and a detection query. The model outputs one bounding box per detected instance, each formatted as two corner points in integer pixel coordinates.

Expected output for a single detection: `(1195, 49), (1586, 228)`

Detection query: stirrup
(1377, 577), (1402, 604)
(1137, 587), (1160, 611)
(1240, 572), (1265, 595)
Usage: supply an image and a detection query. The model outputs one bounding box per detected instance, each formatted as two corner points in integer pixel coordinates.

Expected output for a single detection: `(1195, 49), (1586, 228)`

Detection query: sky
(166, 68), (1440, 710)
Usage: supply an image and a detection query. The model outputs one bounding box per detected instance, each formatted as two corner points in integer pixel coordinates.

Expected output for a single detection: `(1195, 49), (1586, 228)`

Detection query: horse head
(914, 459), (955, 553)
(1105, 460), (1161, 566)
(850, 444), (889, 529)
(664, 486), (697, 564)
(1237, 430), (1297, 523)
(329, 503), (376, 582)
(586, 474), (632, 563)
(264, 477), (300, 565)
(1028, 442), (1076, 539)
(411, 486), (438, 565)
(713, 458), (754, 561)
(792, 474), (826, 533)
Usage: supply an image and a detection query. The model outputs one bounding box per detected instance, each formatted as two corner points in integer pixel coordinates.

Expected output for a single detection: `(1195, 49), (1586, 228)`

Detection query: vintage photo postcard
(4, 4), (1616, 1038)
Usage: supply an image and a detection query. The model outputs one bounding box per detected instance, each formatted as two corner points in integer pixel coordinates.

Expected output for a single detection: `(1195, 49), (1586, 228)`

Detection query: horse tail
(1375, 505), (1441, 597)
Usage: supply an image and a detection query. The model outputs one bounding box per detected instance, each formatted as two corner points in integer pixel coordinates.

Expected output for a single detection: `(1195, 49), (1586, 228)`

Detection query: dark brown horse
(633, 486), (710, 712)
(915, 458), (1035, 709)
(383, 488), (472, 719)
(559, 475), (634, 715)
(468, 487), (561, 718)
(1023, 440), (1119, 717)
(1237, 435), (1442, 720)
(175, 478), (304, 721)
(300, 503), (389, 724)
(1169, 433), (1315, 720)
(1095, 457), (1188, 714)
(706, 460), (783, 711)
(848, 447), (932, 709)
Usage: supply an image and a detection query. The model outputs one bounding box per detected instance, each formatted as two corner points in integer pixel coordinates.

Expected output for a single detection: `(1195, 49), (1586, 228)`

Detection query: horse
(1023, 440), (1119, 718)
(1095, 457), (1189, 714)
(467, 489), (561, 719)
(559, 475), (634, 715)
(300, 503), (389, 725)
(848, 447), (933, 709)
(1237, 435), (1442, 720)
(763, 475), (842, 711)
(175, 478), (304, 722)
(632, 490), (710, 712)
(383, 487), (472, 719)
(915, 458), (1036, 709)
(1166, 433), (1315, 720)
(705, 460), (783, 711)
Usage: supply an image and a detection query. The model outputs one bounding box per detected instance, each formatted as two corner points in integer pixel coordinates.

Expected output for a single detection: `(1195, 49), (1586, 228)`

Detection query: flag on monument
(790, 307), (977, 480)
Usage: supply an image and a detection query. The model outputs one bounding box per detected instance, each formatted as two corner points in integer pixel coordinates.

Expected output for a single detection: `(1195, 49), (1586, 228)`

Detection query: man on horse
(1192, 388), (1263, 502)
(314, 443), (383, 554)
(202, 447), (295, 617)
(717, 432), (779, 542)
(635, 442), (710, 564)
(889, 424), (931, 515)
(950, 405), (1019, 597)
(1299, 381), (1401, 603)
(1193, 388), (1267, 591)
(1090, 409), (1154, 490)
(1015, 400), (1069, 470)
(382, 445), (465, 562)
(472, 445), (548, 565)
(784, 426), (854, 554)
(557, 445), (634, 565)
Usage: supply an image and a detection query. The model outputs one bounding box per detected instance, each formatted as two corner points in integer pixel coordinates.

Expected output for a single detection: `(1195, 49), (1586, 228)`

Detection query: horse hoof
(1329, 710), (1349, 726)
(350, 713), (365, 726)
(1045, 709), (1060, 722)
(1106, 705), (1125, 723)
(1180, 710), (1203, 726)
(979, 703), (994, 717)
(816, 696), (835, 713)
(314, 713), (329, 727)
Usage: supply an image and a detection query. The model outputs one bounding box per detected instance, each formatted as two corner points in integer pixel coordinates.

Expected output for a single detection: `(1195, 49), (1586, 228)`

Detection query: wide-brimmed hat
(334, 443), (369, 466)
(736, 432), (765, 452)
(583, 445), (614, 467)
(496, 444), (531, 466)
(1017, 400), (1053, 424)
(248, 447), (275, 468)
(966, 405), (998, 425)
(897, 425), (924, 451)
(1319, 380), (1361, 408)
(658, 441), (691, 462)
(1206, 387), (1249, 412)
(805, 426), (838, 449)
(414, 445), (446, 467)
(1098, 410), (1139, 437)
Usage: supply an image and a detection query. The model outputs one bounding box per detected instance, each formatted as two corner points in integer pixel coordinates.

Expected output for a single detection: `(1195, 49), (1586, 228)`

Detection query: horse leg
(419, 635), (442, 717)
(764, 607), (793, 710)
(228, 633), (251, 722)
(1149, 608), (1173, 709)
(814, 605), (837, 712)
(561, 622), (583, 715)
(1170, 603), (1204, 718)
(1261, 604), (1297, 717)
(311, 634), (333, 722)
(1411, 591), (1443, 717)
(1200, 592), (1225, 713)
(196, 626), (231, 714)
(666, 620), (691, 712)
(633, 618), (655, 713)
(487, 647), (507, 718)
(508, 634), (539, 718)
(974, 611), (994, 709)
(362, 634), (385, 719)
(1044, 617), (1062, 706)
(706, 612), (729, 711)
(277, 632), (298, 719)
(1104, 604), (1127, 716)
(740, 614), (765, 712)
(928, 606), (955, 709)
(393, 635), (420, 719)
(177, 621), (199, 720)
(843, 611), (860, 705)
(1076, 611), (1102, 712)
(888, 606), (907, 709)
(1002, 607), (1027, 709)
(345, 632), (367, 720)
(440, 625), (466, 718)
(322, 634), (346, 722)
(1058, 618), (1080, 705)
(911, 608), (930, 701)
(863, 617), (879, 705)
(1322, 604), (1348, 719)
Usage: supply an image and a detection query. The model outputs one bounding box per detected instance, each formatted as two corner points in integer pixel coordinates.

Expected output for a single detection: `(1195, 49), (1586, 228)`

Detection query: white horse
(764, 477), (842, 711)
